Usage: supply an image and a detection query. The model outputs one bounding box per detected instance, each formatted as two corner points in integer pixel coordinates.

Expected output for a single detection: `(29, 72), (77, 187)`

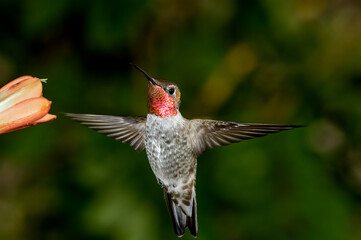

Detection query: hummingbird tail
(164, 189), (198, 237)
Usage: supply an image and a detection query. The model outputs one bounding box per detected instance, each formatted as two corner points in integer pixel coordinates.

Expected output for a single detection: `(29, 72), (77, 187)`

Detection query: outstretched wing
(66, 113), (146, 152)
(190, 119), (302, 156)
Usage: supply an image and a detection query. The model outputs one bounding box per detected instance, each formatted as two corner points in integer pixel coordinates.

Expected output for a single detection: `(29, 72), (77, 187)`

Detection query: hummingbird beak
(130, 63), (159, 87)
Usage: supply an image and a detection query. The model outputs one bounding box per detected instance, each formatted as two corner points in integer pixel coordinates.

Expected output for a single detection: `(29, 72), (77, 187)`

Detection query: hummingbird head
(131, 64), (181, 118)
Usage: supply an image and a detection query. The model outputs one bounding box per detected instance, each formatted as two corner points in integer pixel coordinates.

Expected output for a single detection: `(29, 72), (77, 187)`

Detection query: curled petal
(34, 114), (57, 124)
(0, 77), (43, 112)
(0, 97), (52, 134)
(0, 76), (33, 92)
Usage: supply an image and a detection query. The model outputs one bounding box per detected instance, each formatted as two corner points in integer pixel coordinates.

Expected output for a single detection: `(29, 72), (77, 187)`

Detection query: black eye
(168, 87), (175, 95)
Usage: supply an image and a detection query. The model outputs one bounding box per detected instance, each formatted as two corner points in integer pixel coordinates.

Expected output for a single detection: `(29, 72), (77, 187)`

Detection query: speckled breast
(144, 113), (196, 185)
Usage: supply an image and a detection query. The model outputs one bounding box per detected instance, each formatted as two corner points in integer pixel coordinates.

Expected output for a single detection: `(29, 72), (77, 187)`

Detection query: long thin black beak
(130, 63), (158, 86)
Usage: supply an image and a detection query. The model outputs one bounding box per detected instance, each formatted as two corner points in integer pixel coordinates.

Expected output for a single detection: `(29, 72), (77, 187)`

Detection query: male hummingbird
(66, 64), (301, 237)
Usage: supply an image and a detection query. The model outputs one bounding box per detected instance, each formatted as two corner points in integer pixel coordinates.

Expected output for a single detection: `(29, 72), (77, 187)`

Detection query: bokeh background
(1, 0), (361, 239)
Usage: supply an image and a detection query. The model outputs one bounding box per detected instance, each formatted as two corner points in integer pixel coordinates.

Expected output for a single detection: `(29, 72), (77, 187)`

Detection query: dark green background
(1, 0), (361, 239)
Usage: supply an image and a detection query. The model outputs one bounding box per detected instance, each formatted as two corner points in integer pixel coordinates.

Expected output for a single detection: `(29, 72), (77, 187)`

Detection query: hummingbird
(66, 64), (301, 237)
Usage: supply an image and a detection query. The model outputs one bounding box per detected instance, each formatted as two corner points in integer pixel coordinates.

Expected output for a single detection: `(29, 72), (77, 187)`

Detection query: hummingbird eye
(168, 87), (175, 95)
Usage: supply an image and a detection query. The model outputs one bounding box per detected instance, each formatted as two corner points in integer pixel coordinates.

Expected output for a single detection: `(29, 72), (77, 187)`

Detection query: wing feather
(66, 113), (146, 152)
(190, 119), (302, 156)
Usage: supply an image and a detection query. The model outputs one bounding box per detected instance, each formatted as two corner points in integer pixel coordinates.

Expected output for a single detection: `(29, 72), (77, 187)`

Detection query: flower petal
(0, 77), (43, 112)
(0, 97), (52, 134)
(34, 114), (57, 124)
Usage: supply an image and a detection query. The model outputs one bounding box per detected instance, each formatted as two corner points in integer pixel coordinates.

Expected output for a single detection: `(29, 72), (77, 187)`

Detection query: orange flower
(0, 76), (56, 134)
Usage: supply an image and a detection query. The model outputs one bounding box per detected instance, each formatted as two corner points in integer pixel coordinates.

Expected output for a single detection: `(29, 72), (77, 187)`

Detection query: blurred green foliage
(1, 0), (361, 239)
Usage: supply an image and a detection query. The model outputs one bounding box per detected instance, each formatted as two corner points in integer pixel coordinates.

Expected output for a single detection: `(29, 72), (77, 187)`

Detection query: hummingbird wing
(66, 113), (146, 152)
(190, 120), (302, 156)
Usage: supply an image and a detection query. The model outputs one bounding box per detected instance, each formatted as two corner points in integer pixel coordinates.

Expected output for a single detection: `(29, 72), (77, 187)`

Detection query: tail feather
(187, 197), (198, 237)
(164, 189), (198, 237)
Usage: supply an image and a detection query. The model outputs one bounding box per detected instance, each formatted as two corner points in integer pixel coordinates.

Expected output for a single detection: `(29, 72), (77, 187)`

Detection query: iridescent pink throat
(148, 85), (177, 118)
